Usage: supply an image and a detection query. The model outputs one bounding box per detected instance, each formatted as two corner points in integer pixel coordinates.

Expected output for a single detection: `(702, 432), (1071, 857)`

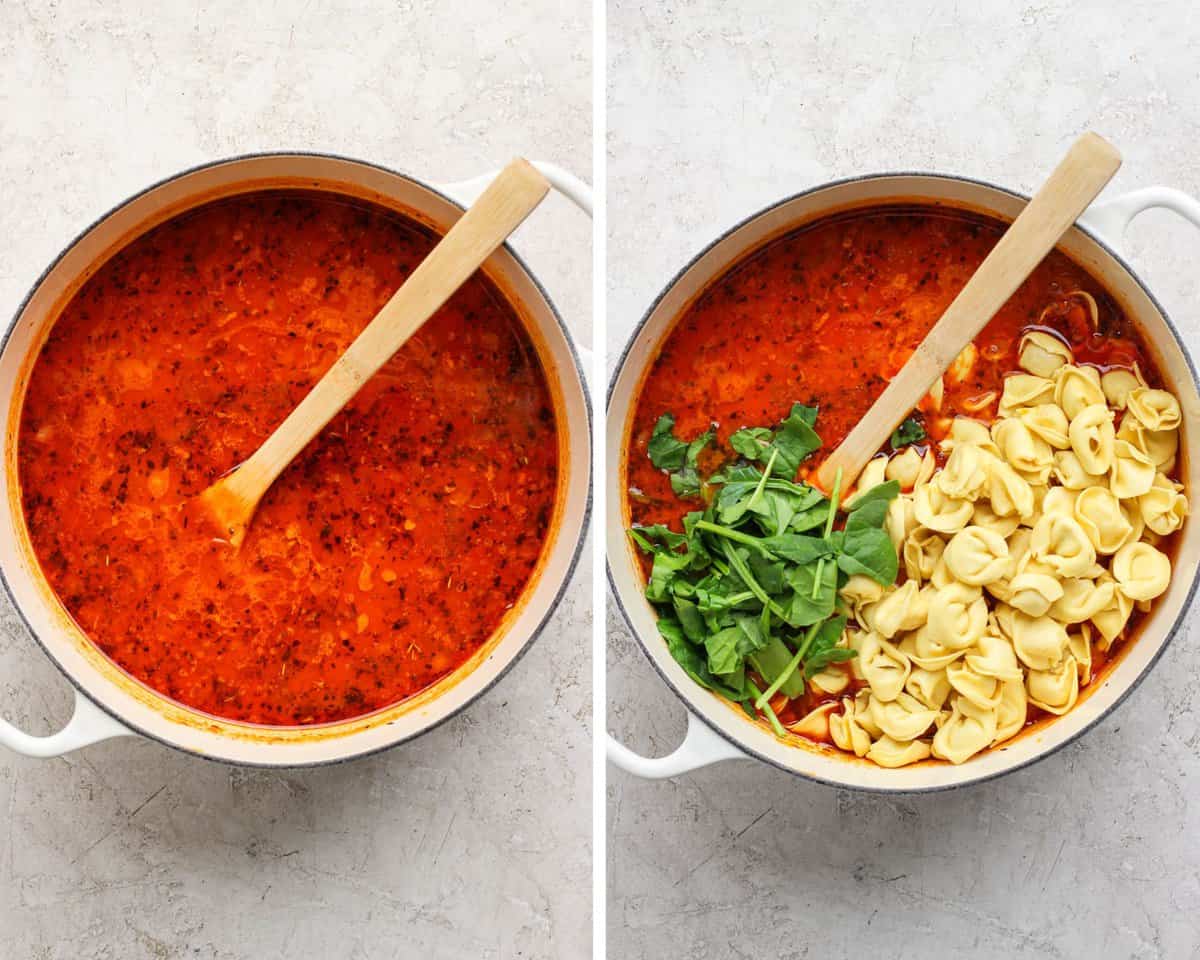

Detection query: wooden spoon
(199, 158), (551, 546)
(814, 132), (1122, 493)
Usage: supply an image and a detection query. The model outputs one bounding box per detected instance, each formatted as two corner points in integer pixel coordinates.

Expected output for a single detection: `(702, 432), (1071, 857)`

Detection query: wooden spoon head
(197, 473), (253, 548)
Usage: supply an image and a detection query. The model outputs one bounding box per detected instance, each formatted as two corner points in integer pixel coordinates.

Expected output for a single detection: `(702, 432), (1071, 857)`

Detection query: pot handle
(607, 711), (747, 779)
(1080, 186), (1200, 252)
(434, 161), (593, 371)
(437, 161), (592, 216)
(0, 688), (133, 758)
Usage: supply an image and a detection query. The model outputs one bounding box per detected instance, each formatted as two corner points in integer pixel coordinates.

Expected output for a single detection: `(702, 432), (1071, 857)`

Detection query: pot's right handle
(435, 160), (594, 374)
(1080, 186), (1200, 253)
(607, 711), (747, 779)
(438, 162), (592, 217)
(0, 688), (133, 758)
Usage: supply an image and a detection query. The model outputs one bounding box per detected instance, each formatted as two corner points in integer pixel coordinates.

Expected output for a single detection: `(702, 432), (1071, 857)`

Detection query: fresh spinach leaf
(705, 626), (744, 675)
(891, 416), (926, 449)
(670, 426), (715, 498)
(748, 636), (808, 699)
(647, 413), (688, 470)
(836, 526), (899, 585)
(634, 403), (899, 729)
(732, 613), (768, 654)
(692, 571), (756, 615)
(672, 595), (707, 642)
(802, 615), (853, 678)
(760, 533), (832, 565)
(747, 551), (787, 596)
(845, 479), (900, 514)
(791, 403), (819, 428)
(646, 549), (692, 603)
(845, 498), (889, 531)
(747, 489), (799, 536)
(729, 404), (821, 479)
(629, 524), (688, 553)
(647, 414), (715, 499)
(766, 403), (822, 478)
(788, 502), (829, 533)
(783, 560), (838, 627)
(708, 463), (762, 485)
(729, 427), (773, 460)
(660, 618), (748, 700)
(681, 510), (714, 569)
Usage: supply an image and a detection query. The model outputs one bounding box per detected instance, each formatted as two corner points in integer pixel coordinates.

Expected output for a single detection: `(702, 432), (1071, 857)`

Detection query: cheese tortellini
(823, 332), (1186, 769)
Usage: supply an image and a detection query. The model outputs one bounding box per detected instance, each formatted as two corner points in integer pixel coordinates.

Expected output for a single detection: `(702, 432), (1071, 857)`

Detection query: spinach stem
(719, 540), (788, 620)
(743, 448), (778, 515)
(754, 621), (821, 709)
(824, 466), (845, 537)
(722, 590), (755, 607)
(747, 679), (786, 737)
(695, 520), (773, 554)
(811, 466), (844, 600)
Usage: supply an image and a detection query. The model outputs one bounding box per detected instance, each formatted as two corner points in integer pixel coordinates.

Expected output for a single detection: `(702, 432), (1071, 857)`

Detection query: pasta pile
(809, 331), (1188, 767)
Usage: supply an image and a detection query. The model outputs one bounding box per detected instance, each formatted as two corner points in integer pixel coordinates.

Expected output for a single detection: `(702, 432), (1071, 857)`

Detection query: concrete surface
(0, 2), (591, 959)
(607, 3), (1200, 958)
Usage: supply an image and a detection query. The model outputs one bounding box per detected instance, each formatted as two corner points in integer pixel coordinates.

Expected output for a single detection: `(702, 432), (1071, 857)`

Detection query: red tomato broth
(624, 205), (1178, 749)
(18, 190), (559, 726)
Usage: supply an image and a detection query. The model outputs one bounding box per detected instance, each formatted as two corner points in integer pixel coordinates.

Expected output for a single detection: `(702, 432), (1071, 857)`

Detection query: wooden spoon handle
(814, 132), (1122, 492)
(229, 158), (550, 507)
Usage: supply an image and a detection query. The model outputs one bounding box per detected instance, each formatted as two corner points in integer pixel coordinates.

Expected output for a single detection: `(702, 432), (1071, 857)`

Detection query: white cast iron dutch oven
(0, 153), (591, 766)
(607, 174), (1200, 792)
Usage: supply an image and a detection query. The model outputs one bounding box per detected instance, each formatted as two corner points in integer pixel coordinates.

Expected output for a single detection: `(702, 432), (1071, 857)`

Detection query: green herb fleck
(891, 416), (926, 449)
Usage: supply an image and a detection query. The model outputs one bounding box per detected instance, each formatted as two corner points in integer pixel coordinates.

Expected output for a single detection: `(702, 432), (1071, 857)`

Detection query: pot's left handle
(607, 711), (747, 779)
(0, 689), (133, 758)
(435, 161), (593, 370)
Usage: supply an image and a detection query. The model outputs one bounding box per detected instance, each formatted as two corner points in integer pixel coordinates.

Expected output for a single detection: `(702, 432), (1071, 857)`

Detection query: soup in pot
(625, 205), (1187, 767)
(19, 191), (559, 726)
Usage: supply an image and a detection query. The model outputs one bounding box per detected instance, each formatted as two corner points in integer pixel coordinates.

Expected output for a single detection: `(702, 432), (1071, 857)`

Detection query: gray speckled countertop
(0, 2), (591, 958)
(607, 3), (1200, 958)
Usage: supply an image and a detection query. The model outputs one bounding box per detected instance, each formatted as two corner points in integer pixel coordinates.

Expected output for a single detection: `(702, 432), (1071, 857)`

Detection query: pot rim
(1, 150), (593, 768)
(607, 169), (1200, 793)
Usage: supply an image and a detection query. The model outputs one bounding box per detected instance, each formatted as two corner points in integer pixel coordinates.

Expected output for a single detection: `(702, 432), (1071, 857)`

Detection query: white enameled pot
(0, 153), (592, 766)
(607, 176), (1200, 792)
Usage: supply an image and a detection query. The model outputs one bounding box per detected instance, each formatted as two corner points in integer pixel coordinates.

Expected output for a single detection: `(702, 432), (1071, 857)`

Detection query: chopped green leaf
(760, 533), (833, 565)
(730, 404), (821, 479)
(647, 414), (715, 499)
(767, 403), (823, 478)
(845, 498), (889, 531)
(729, 427), (773, 459)
(646, 549), (691, 603)
(891, 416), (926, 449)
(629, 524), (688, 553)
(647, 414), (688, 470)
(660, 617), (748, 701)
(705, 626), (744, 675)
(836, 526), (899, 585)
(788, 502), (829, 533)
(846, 479), (900, 514)
(670, 426), (715, 498)
(802, 616), (852, 679)
(672, 595), (707, 642)
(783, 558), (838, 626)
(748, 637), (808, 700)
